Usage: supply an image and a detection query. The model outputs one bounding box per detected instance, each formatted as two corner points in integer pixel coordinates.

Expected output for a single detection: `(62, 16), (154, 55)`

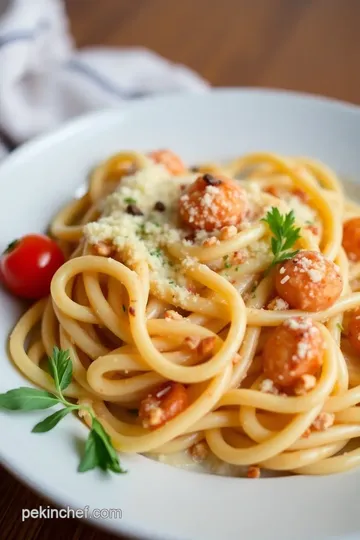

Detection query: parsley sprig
(0, 347), (124, 474)
(262, 207), (301, 271)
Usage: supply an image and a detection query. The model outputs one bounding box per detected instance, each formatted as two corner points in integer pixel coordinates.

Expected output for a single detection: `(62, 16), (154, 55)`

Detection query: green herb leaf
(32, 407), (73, 433)
(336, 322), (344, 332)
(262, 207), (301, 271)
(78, 429), (100, 472)
(1, 348), (125, 475)
(274, 250), (300, 264)
(124, 197), (137, 205)
(92, 418), (124, 472)
(48, 347), (72, 393)
(150, 248), (162, 258)
(78, 418), (125, 473)
(0, 388), (59, 411)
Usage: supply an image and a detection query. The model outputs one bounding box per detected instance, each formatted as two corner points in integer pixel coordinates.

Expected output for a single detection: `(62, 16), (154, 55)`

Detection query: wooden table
(1, 1), (360, 539)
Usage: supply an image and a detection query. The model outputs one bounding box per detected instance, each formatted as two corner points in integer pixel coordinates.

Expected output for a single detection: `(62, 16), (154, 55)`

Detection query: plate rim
(1, 87), (360, 540)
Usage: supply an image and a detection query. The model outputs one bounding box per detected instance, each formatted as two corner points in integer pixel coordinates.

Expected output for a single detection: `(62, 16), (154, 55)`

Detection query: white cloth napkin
(0, 0), (208, 158)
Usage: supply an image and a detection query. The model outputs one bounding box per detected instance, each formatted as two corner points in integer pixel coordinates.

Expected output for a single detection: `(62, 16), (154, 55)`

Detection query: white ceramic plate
(1, 89), (360, 540)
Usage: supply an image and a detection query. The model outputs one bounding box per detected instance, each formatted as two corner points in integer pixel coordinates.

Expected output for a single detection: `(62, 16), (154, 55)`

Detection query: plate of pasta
(1, 88), (360, 540)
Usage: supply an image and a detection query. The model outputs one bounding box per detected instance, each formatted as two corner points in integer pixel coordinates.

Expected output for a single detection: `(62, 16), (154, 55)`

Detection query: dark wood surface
(2, 1), (360, 539)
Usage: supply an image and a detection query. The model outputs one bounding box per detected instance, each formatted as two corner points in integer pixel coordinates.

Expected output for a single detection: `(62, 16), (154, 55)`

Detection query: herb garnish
(124, 197), (137, 205)
(223, 255), (231, 269)
(0, 347), (124, 474)
(261, 207), (301, 271)
(150, 248), (162, 258)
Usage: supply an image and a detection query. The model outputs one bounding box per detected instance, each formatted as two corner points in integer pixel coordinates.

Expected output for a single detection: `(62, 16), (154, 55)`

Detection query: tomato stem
(3, 239), (19, 254)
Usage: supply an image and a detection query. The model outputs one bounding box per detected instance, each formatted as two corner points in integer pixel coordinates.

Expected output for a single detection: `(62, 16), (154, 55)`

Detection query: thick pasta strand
(8, 150), (360, 478)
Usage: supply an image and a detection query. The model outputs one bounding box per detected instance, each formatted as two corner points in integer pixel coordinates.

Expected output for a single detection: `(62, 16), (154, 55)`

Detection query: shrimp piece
(262, 317), (325, 388)
(139, 382), (188, 429)
(343, 217), (360, 262)
(149, 149), (185, 175)
(179, 174), (248, 231)
(275, 250), (342, 311)
(348, 308), (360, 354)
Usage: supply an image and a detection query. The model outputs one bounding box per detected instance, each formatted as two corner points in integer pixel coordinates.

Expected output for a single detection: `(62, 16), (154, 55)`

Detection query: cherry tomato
(0, 234), (65, 299)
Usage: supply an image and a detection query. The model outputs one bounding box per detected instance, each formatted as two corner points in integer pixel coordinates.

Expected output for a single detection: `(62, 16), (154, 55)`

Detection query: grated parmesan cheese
(259, 378), (279, 395)
(284, 193), (317, 225)
(268, 297), (289, 311)
(284, 317), (312, 331)
(84, 162), (198, 302)
(296, 340), (311, 360)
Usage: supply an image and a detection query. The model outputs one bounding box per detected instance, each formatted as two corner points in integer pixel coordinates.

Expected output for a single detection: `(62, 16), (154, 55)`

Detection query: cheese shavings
(84, 163), (198, 302)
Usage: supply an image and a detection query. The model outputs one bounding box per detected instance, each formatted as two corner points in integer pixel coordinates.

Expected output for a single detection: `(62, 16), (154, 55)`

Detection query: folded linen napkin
(0, 0), (207, 157)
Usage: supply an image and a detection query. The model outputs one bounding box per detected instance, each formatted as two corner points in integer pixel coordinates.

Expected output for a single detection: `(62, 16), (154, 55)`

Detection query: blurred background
(66, 0), (360, 103)
(1, 1), (359, 539)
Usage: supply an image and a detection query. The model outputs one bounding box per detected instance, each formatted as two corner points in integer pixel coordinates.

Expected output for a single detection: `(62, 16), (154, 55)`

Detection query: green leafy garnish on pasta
(0, 347), (125, 474)
(262, 207), (301, 271)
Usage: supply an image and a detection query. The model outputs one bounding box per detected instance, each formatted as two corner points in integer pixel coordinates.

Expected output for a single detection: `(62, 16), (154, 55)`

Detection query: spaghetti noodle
(9, 149), (360, 477)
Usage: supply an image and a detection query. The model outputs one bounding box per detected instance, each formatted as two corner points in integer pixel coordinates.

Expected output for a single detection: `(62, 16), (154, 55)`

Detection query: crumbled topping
(219, 225), (237, 241)
(267, 297), (289, 311)
(233, 249), (248, 264)
(312, 412), (334, 431)
(283, 192), (317, 225)
(182, 256), (197, 270)
(84, 162), (198, 303)
(247, 466), (261, 479)
(294, 374), (317, 395)
(202, 236), (219, 247)
(189, 442), (209, 463)
(164, 310), (183, 321)
(92, 241), (115, 257)
(284, 317), (312, 331)
(295, 340), (311, 361)
(197, 336), (216, 359)
(259, 378), (279, 395)
(143, 406), (165, 429)
(292, 252), (326, 283)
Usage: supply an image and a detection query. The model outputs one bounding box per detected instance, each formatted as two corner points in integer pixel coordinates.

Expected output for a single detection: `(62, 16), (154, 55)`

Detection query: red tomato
(0, 234), (65, 299)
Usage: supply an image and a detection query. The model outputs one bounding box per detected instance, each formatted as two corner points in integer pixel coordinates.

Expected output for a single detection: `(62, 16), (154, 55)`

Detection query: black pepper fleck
(126, 204), (143, 216)
(184, 232), (195, 243)
(203, 173), (222, 186)
(154, 201), (166, 212)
